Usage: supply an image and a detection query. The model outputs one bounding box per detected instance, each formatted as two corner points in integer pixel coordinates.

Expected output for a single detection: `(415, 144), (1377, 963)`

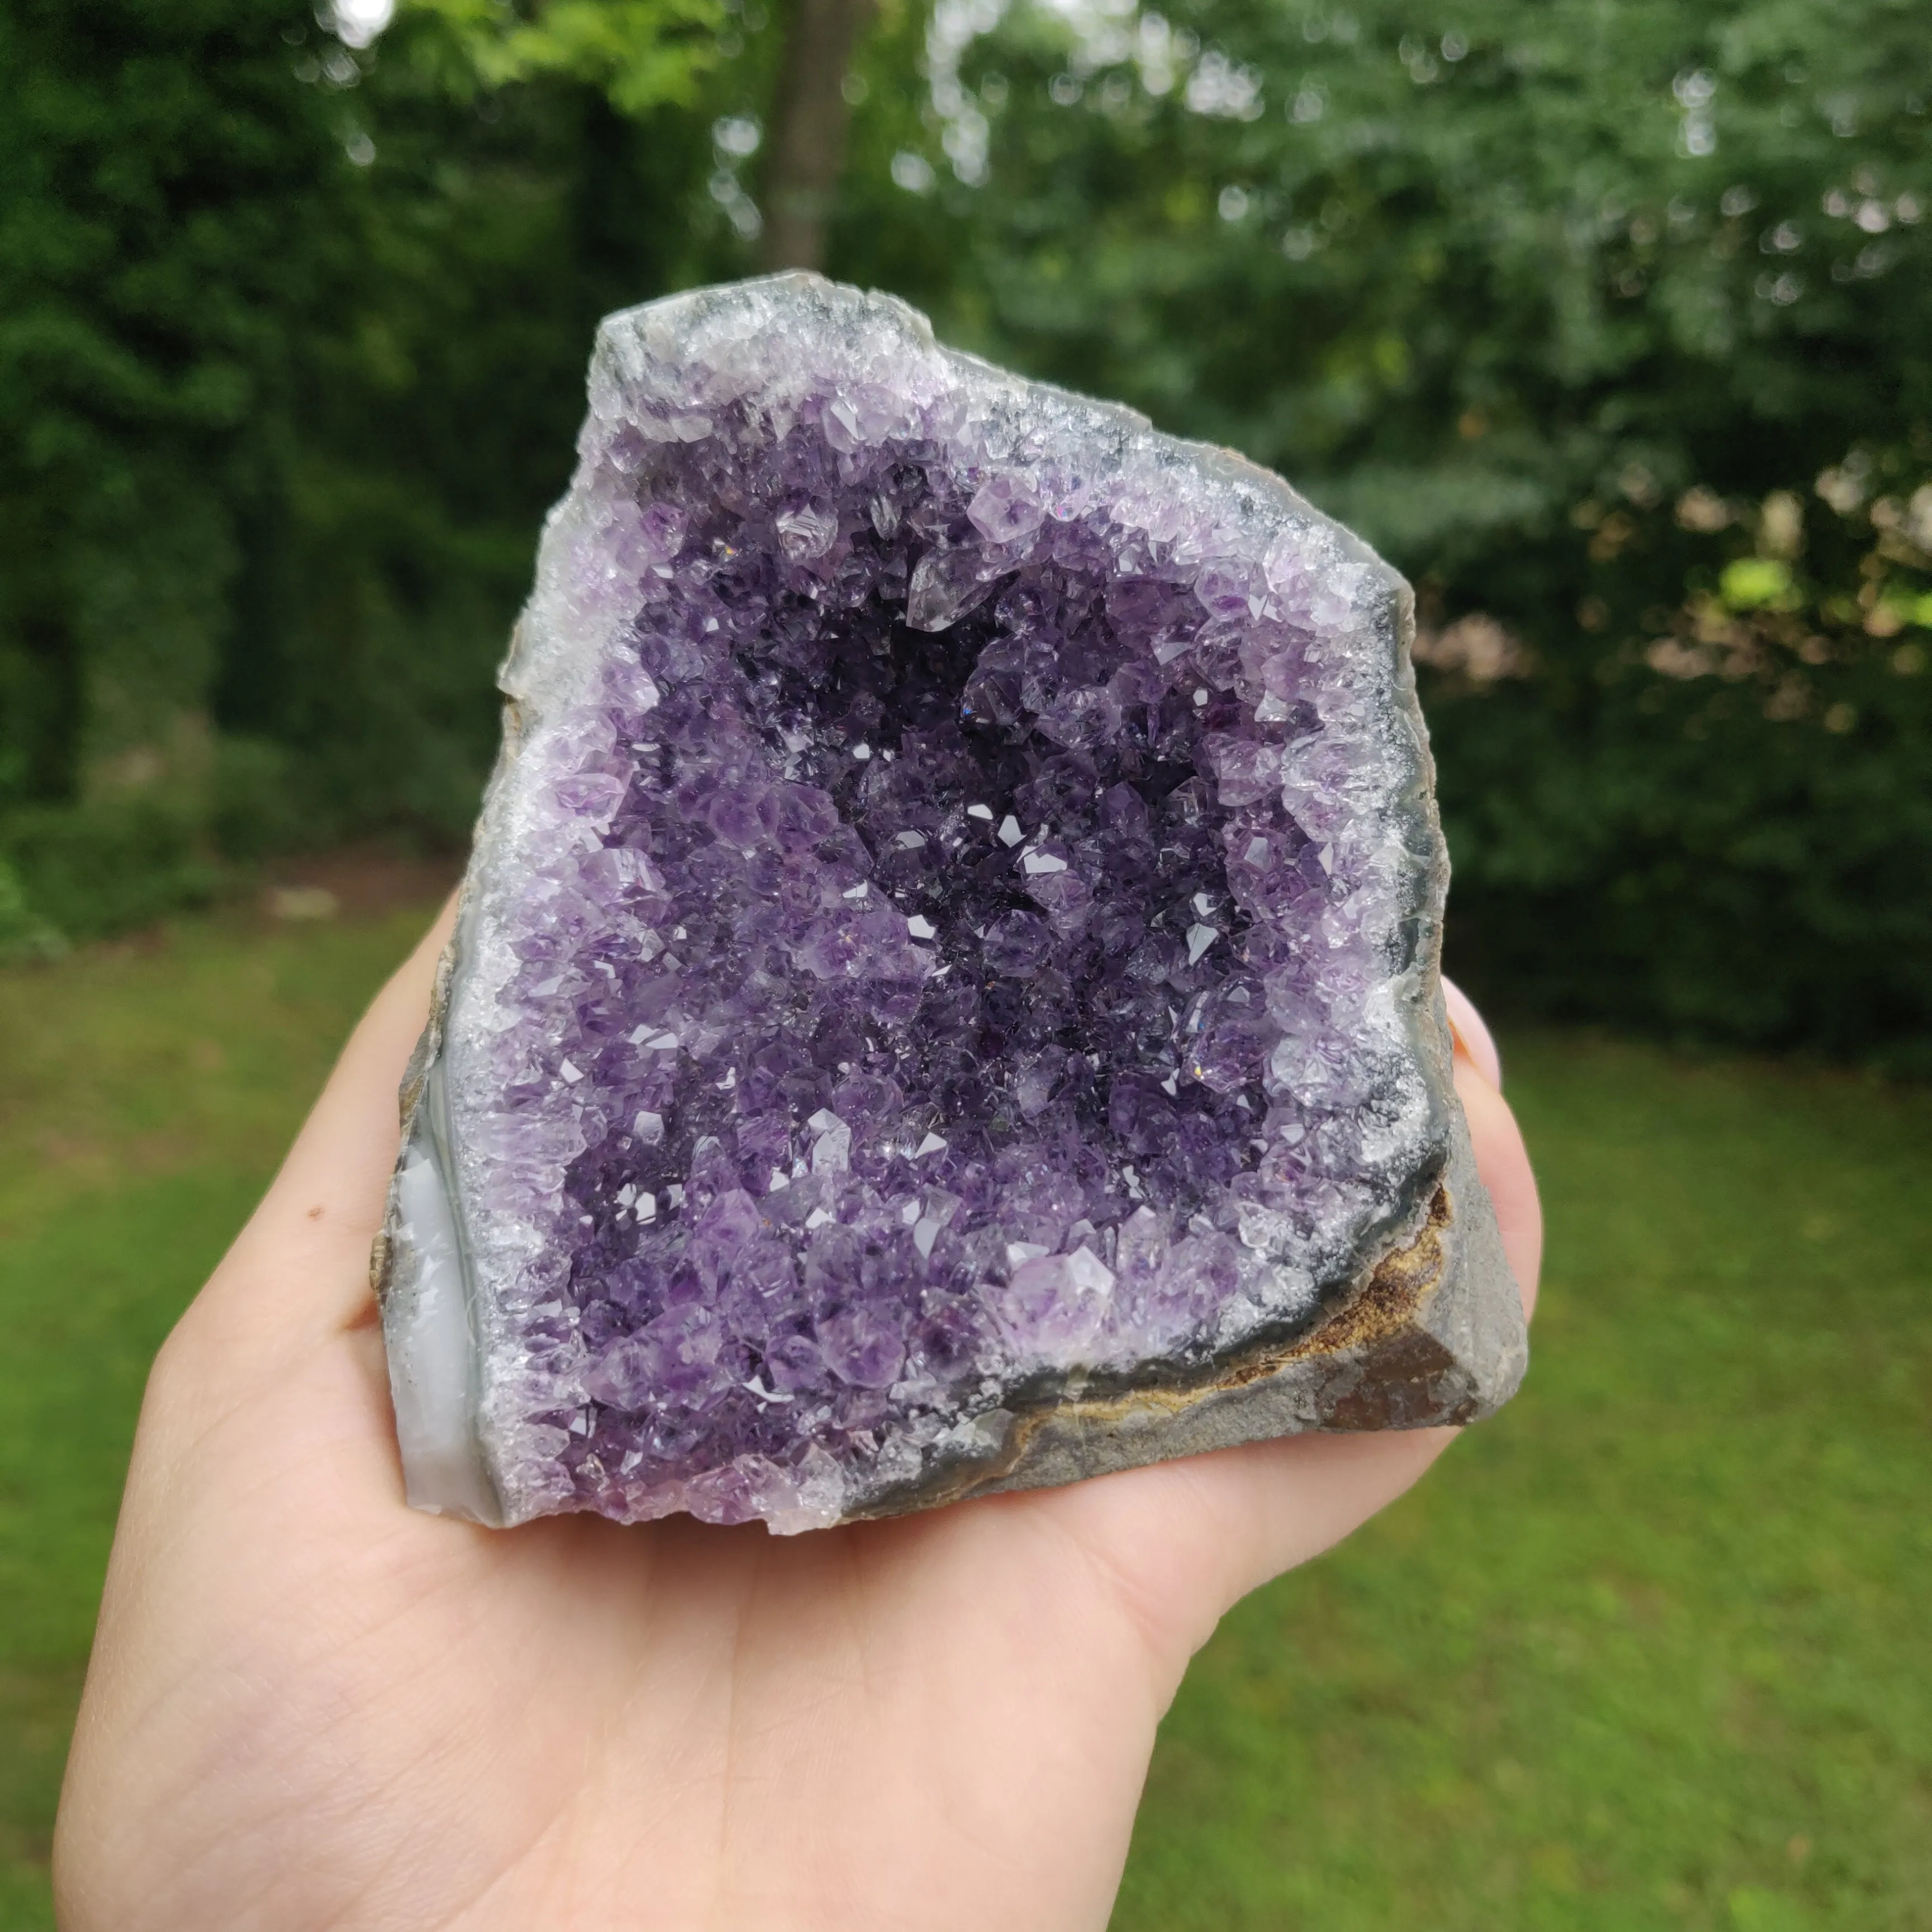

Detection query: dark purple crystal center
(452, 305), (1430, 1527)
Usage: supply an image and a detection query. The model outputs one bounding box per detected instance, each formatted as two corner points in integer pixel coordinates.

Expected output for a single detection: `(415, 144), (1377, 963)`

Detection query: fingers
(172, 896), (460, 1370)
(1442, 974), (1502, 1090)
(1114, 983), (1542, 1621)
(1044, 1422), (1458, 1677)
(1453, 1054), (1541, 1320)
(1443, 976), (1540, 1313)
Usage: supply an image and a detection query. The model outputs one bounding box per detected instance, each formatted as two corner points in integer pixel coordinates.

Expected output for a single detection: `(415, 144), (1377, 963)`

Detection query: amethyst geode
(375, 273), (1526, 1533)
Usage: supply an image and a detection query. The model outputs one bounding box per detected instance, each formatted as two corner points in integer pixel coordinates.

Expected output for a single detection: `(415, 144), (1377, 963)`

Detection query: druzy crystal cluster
(377, 274), (1524, 1533)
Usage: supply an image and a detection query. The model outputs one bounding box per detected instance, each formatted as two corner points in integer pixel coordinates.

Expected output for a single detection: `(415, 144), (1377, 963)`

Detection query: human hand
(54, 909), (1538, 1932)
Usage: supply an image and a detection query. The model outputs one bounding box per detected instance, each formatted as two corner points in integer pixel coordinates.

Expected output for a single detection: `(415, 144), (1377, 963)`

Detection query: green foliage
(3, 0), (1928, 1051)
(0, 0), (338, 807)
(0, 0), (723, 950)
(0, 797), (220, 940)
(839, 0), (1932, 528)
(1429, 490), (1932, 1060)
(3, 910), (1929, 1920)
(822, 0), (1932, 1056)
(402, 0), (727, 114)
(0, 860), (64, 964)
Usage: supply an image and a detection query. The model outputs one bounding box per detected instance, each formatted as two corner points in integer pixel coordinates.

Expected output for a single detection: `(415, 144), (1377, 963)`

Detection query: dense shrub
(0, 0), (718, 903)
(2, 0), (1928, 1059)
(1, 797), (219, 940)
(820, 0), (1932, 1057)
(0, 856), (65, 963)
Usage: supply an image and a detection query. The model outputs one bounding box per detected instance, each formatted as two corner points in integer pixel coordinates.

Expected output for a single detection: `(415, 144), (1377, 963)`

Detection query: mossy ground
(2, 901), (1928, 1930)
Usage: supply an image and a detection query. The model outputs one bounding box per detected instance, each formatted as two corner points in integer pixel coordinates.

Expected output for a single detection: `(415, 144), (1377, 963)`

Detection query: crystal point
(375, 274), (1526, 1533)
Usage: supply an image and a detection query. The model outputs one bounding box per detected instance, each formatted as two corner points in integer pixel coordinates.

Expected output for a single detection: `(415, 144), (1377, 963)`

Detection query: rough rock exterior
(374, 273), (1527, 1533)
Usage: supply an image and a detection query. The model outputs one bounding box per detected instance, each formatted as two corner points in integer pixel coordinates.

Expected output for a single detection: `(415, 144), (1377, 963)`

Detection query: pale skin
(54, 903), (1539, 1932)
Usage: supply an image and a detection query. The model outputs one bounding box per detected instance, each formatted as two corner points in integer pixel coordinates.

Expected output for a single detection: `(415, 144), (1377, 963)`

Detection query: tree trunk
(759, 0), (875, 273)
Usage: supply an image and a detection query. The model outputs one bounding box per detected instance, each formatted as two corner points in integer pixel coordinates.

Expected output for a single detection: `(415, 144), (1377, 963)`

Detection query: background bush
(2, 0), (1928, 1061)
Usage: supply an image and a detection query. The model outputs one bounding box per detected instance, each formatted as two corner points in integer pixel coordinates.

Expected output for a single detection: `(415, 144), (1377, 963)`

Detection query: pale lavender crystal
(376, 274), (1523, 1535)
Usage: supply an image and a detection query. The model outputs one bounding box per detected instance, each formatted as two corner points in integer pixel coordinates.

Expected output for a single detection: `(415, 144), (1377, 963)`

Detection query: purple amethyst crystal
(375, 274), (1526, 1533)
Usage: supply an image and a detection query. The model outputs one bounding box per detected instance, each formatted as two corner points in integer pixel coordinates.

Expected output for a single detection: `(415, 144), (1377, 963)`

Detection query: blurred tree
(0, 0), (723, 931)
(3, 0), (1928, 1058)
(814, 0), (1932, 1058)
(0, 0), (331, 802)
(404, 0), (877, 268)
(0, 0), (351, 922)
(759, 0), (876, 268)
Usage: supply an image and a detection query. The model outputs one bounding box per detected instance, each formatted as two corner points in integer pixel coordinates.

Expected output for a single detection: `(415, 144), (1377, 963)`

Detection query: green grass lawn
(2, 904), (1929, 1931)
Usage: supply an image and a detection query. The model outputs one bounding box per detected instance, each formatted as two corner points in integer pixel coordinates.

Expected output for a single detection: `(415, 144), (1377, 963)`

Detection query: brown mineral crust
(841, 1159), (1514, 1525)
